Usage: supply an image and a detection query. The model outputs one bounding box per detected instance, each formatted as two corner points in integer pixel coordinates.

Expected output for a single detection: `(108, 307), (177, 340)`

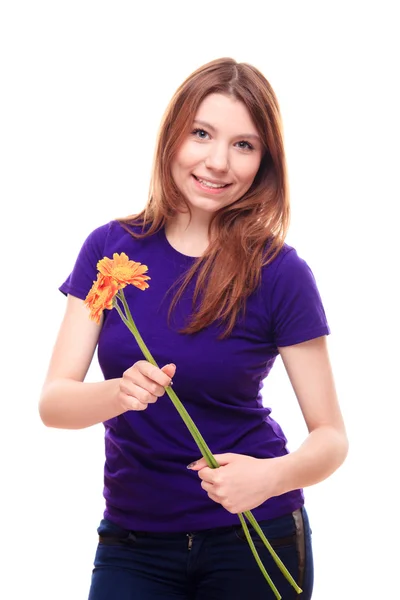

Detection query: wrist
(261, 455), (296, 498)
(111, 378), (126, 415)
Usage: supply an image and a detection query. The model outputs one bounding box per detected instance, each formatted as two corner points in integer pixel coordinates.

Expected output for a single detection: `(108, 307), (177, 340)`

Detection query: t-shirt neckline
(159, 227), (200, 262)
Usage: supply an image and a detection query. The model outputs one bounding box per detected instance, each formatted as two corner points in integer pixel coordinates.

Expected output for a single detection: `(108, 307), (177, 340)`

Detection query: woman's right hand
(117, 361), (176, 412)
(39, 295), (177, 428)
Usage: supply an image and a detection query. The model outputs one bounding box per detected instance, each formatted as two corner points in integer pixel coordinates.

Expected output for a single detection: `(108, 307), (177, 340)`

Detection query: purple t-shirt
(60, 220), (330, 532)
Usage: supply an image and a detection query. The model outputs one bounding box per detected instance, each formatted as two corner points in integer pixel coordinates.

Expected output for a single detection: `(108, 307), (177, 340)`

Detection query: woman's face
(171, 93), (263, 217)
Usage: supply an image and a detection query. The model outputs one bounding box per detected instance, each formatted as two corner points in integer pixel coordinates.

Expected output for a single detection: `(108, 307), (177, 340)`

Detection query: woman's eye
(236, 140), (254, 151)
(191, 128), (209, 139)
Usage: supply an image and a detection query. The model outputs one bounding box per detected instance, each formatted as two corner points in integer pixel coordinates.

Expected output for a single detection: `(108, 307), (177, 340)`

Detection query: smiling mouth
(193, 175), (231, 189)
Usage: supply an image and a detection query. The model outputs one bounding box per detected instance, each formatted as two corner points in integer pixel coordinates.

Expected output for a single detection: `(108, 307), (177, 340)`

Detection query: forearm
(271, 426), (349, 495)
(39, 378), (123, 429)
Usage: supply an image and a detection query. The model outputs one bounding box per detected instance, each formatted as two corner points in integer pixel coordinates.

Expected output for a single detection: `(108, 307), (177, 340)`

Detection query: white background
(1, 1), (399, 598)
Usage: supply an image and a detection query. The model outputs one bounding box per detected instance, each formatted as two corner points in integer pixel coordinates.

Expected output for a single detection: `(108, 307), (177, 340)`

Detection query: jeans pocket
(97, 518), (138, 547)
(234, 513), (297, 550)
(234, 527), (297, 550)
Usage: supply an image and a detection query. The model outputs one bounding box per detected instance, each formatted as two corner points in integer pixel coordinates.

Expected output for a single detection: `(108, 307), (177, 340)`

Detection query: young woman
(39, 57), (348, 599)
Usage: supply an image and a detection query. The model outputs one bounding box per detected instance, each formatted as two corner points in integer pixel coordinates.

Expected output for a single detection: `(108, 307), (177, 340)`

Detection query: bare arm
(272, 335), (349, 493)
(39, 295), (174, 430)
(191, 335), (349, 514)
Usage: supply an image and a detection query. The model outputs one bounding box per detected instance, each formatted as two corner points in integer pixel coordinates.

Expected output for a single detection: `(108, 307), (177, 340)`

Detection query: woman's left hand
(188, 453), (278, 514)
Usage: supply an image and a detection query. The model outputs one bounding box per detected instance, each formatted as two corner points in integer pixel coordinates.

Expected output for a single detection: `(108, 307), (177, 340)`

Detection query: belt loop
(292, 508), (306, 588)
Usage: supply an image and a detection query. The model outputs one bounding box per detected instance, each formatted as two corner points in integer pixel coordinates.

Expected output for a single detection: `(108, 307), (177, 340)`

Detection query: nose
(204, 143), (229, 172)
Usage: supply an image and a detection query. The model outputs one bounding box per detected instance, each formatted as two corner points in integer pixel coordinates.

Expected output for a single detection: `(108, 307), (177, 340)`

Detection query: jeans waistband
(98, 508), (304, 542)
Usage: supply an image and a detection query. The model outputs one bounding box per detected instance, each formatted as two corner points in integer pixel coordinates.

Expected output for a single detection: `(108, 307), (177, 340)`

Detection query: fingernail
(186, 461), (197, 469)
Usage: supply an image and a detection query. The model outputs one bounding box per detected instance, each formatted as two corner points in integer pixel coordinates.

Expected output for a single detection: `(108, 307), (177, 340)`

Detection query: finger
(205, 490), (223, 506)
(161, 363), (176, 381)
(119, 392), (150, 411)
(197, 467), (214, 482)
(187, 455), (228, 471)
(186, 458), (208, 471)
(200, 480), (214, 493)
(134, 361), (173, 388)
(208, 453), (234, 466)
(133, 384), (158, 405)
(120, 381), (158, 406)
(123, 370), (167, 398)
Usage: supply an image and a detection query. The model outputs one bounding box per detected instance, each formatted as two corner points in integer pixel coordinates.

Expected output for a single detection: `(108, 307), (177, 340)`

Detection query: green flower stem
(166, 386), (218, 467)
(114, 289), (301, 595)
(115, 295), (212, 461)
(238, 513), (281, 599)
(244, 511), (302, 593)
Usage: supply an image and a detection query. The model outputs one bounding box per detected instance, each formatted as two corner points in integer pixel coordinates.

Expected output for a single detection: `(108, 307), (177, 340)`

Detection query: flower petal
(84, 273), (120, 323)
(97, 253), (150, 289)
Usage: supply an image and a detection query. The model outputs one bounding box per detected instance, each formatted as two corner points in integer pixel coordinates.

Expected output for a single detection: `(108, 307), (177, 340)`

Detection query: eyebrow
(193, 119), (261, 141)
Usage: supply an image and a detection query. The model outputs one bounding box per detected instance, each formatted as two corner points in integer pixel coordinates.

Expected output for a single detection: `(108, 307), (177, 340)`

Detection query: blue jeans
(88, 507), (313, 599)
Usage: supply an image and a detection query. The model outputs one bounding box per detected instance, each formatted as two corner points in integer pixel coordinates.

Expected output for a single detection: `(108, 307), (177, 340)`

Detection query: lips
(193, 175), (231, 187)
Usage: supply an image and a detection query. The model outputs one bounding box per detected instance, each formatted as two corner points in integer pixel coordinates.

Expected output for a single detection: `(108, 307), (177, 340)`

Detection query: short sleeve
(270, 248), (330, 347)
(59, 222), (111, 300)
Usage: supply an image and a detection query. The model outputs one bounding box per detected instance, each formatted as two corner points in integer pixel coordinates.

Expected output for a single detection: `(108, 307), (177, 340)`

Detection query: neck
(165, 210), (212, 258)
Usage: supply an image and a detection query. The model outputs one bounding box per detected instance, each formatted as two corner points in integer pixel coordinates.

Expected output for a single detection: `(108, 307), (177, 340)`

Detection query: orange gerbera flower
(97, 252), (150, 290)
(84, 273), (120, 324)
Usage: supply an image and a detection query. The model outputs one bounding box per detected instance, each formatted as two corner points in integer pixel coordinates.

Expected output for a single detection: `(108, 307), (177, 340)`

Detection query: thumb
(187, 457), (209, 471)
(161, 363), (176, 380)
(187, 453), (233, 470)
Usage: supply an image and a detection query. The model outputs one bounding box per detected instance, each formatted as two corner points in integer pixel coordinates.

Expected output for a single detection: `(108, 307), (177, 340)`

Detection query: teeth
(197, 177), (227, 189)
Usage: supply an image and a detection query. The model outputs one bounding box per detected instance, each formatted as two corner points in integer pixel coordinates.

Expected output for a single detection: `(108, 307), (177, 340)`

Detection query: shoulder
(84, 219), (129, 245)
(60, 220), (160, 300)
(80, 220), (148, 254)
(76, 220), (114, 251)
(260, 242), (330, 346)
(261, 243), (312, 286)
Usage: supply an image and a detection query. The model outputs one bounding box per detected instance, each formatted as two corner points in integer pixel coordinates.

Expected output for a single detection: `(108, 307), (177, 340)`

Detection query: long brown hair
(118, 57), (290, 337)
